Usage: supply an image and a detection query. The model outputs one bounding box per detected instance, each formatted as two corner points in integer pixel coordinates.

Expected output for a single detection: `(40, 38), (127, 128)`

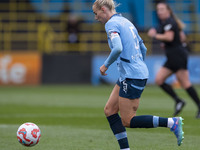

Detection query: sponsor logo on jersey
(164, 24), (172, 31)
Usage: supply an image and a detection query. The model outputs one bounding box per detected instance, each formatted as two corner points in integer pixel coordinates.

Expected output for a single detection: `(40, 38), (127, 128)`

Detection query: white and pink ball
(17, 122), (41, 147)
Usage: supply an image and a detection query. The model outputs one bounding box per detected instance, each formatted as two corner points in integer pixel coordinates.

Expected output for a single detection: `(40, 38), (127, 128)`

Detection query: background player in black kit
(148, 2), (200, 118)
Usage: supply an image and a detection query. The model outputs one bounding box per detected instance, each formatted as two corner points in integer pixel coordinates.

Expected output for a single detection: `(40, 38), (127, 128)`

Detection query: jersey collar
(110, 13), (121, 19)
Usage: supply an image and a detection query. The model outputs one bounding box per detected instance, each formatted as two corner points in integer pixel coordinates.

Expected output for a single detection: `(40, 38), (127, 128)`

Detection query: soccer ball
(17, 122), (41, 147)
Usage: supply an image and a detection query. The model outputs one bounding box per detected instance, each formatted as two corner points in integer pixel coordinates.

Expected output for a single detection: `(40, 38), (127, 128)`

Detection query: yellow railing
(0, 1), (199, 54)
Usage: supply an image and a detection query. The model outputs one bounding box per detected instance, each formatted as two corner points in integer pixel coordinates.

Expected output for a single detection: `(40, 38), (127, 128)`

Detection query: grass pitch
(0, 85), (200, 150)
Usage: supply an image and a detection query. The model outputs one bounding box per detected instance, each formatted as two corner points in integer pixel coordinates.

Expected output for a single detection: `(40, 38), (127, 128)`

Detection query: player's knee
(155, 77), (163, 86)
(104, 105), (109, 116)
(179, 79), (191, 89)
(182, 82), (192, 89)
(104, 105), (117, 117)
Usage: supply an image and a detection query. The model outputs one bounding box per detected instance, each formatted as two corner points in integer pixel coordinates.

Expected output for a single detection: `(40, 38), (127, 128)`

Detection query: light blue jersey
(105, 14), (149, 82)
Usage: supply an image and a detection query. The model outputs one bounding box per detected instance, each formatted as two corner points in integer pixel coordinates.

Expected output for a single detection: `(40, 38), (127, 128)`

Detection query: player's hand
(100, 65), (108, 76)
(148, 28), (157, 38)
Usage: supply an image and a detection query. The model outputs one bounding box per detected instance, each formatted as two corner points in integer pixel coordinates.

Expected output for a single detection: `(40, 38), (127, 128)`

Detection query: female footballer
(148, 2), (200, 119)
(92, 0), (184, 149)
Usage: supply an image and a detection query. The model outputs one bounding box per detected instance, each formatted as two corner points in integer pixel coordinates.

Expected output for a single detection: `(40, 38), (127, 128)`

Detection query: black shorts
(164, 48), (188, 72)
(116, 78), (147, 99)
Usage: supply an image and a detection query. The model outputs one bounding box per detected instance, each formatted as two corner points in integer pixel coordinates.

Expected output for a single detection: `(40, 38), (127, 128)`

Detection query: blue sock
(107, 114), (129, 149)
(130, 115), (168, 128)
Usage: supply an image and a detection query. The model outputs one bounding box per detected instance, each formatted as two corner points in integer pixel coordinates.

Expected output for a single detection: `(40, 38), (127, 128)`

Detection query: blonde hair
(158, 2), (185, 30)
(93, 0), (117, 11)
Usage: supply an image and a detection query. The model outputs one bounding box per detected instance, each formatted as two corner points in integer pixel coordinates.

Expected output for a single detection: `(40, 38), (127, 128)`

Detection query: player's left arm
(100, 32), (122, 76)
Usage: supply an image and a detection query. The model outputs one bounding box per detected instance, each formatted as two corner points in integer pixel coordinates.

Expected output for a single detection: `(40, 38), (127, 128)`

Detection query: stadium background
(1, 1), (200, 150)
(0, 0), (200, 86)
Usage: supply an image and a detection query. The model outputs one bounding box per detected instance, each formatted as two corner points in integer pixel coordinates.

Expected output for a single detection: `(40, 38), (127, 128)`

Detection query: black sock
(130, 115), (168, 128)
(160, 83), (181, 103)
(107, 114), (129, 149)
(159, 117), (168, 127)
(186, 86), (200, 109)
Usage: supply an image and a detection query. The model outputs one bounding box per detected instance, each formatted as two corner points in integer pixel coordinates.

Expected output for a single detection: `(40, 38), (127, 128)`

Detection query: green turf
(0, 85), (200, 150)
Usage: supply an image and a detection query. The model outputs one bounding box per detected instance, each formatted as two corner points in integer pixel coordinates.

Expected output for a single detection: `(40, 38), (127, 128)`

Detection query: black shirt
(156, 17), (188, 71)
(156, 17), (182, 49)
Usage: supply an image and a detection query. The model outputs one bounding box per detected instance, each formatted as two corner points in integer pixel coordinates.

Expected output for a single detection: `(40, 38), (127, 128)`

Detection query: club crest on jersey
(109, 31), (119, 40)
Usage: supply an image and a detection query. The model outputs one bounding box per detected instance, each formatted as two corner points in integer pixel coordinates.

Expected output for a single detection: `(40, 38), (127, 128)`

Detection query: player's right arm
(100, 32), (122, 76)
(104, 32), (122, 68)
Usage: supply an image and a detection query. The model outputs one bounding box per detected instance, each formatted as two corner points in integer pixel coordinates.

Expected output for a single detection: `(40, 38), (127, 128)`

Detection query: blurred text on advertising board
(0, 52), (42, 85)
